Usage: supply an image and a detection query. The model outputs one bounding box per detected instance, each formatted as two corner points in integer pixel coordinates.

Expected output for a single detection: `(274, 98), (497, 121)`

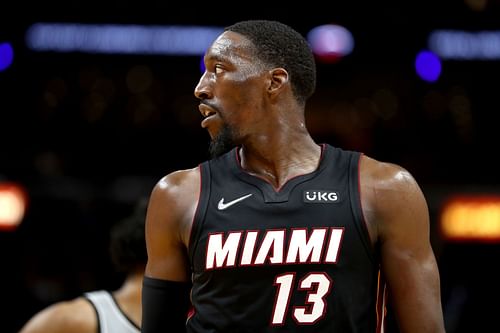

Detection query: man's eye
(214, 65), (224, 74)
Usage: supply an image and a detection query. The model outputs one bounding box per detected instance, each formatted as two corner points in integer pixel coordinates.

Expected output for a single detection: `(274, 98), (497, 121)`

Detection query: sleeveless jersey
(84, 290), (140, 333)
(187, 144), (384, 332)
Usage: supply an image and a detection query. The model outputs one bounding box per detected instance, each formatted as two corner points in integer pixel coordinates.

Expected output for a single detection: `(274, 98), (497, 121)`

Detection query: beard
(209, 123), (237, 158)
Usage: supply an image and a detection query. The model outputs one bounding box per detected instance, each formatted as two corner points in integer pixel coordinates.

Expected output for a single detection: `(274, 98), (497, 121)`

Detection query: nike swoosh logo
(217, 193), (253, 210)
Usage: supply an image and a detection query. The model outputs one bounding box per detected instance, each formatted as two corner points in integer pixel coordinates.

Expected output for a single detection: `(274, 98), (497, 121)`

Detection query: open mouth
(199, 104), (217, 128)
(199, 104), (217, 118)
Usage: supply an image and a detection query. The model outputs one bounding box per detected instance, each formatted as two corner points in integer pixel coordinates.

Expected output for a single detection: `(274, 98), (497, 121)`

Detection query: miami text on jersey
(206, 227), (345, 269)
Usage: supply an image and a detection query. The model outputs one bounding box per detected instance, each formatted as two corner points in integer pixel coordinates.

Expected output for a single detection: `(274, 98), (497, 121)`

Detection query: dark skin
(144, 31), (446, 333)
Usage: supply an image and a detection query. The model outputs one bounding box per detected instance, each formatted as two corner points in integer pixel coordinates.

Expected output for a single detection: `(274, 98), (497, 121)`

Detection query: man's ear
(268, 68), (289, 95)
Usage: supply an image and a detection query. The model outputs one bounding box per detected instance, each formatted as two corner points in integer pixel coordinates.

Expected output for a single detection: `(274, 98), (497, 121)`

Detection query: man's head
(109, 199), (147, 274)
(224, 20), (316, 105)
(195, 20), (316, 158)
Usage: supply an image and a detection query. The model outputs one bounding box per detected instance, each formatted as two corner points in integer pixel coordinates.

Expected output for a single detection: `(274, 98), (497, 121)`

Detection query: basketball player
(141, 20), (446, 332)
(19, 200), (147, 333)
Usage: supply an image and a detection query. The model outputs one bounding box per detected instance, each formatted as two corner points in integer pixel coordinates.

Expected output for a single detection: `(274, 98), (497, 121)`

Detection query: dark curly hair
(225, 20), (316, 105)
(109, 198), (148, 273)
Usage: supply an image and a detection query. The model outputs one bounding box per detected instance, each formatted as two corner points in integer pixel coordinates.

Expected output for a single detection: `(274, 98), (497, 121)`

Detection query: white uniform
(84, 290), (140, 333)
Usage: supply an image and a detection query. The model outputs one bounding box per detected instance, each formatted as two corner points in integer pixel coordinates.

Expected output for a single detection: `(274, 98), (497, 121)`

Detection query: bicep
(362, 160), (444, 332)
(144, 173), (195, 282)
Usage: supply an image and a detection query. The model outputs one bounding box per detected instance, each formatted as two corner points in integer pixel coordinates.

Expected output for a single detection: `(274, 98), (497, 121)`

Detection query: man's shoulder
(149, 166), (202, 205)
(19, 296), (96, 333)
(162, 166), (201, 186)
(360, 154), (411, 180)
(359, 154), (422, 201)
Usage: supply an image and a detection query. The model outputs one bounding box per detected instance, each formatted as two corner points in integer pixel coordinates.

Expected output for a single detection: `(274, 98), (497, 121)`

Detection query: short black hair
(225, 20), (316, 105)
(109, 198), (148, 273)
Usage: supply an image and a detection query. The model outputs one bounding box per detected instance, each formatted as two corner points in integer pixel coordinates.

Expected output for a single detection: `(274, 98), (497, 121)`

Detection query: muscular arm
(360, 155), (445, 333)
(144, 168), (200, 281)
(18, 298), (96, 333)
(142, 167), (200, 332)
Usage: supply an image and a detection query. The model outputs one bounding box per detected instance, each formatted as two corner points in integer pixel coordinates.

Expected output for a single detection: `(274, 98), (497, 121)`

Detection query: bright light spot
(0, 42), (14, 71)
(415, 50), (441, 82)
(441, 195), (500, 242)
(25, 23), (223, 56)
(0, 183), (28, 231)
(307, 24), (354, 63)
(428, 30), (500, 60)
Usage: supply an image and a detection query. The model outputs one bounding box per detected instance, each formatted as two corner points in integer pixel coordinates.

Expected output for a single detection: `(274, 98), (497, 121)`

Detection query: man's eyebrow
(207, 53), (227, 62)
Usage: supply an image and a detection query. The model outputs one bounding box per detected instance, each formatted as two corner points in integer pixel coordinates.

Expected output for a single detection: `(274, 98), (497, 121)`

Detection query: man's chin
(208, 123), (237, 158)
(209, 140), (235, 158)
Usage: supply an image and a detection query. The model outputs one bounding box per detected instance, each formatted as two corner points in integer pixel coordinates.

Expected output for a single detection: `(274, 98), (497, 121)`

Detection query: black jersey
(187, 144), (384, 333)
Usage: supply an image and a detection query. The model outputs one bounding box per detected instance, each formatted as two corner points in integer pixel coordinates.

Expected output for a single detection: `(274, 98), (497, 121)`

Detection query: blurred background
(2, 1), (500, 332)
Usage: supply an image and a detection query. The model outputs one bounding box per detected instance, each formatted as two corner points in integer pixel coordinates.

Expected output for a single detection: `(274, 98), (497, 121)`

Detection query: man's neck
(238, 135), (321, 189)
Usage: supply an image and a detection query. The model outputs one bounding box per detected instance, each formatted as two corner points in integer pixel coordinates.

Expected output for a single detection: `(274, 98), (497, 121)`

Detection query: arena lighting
(440, 195), (500, 243)
(428, 30), (500, 60)
(0, 42), (14, 71)
(307, 24), (354, 63)
(415, 50), (442, 82)
(25, 23), (224, 55)
(0, 182), (28, 231)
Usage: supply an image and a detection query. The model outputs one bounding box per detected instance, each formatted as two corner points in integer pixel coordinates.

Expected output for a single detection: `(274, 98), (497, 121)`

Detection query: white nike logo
(217, 193), (253, 210)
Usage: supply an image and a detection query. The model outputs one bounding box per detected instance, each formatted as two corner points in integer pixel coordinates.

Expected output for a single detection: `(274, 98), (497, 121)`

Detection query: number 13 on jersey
(272, 272), (332, 325)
